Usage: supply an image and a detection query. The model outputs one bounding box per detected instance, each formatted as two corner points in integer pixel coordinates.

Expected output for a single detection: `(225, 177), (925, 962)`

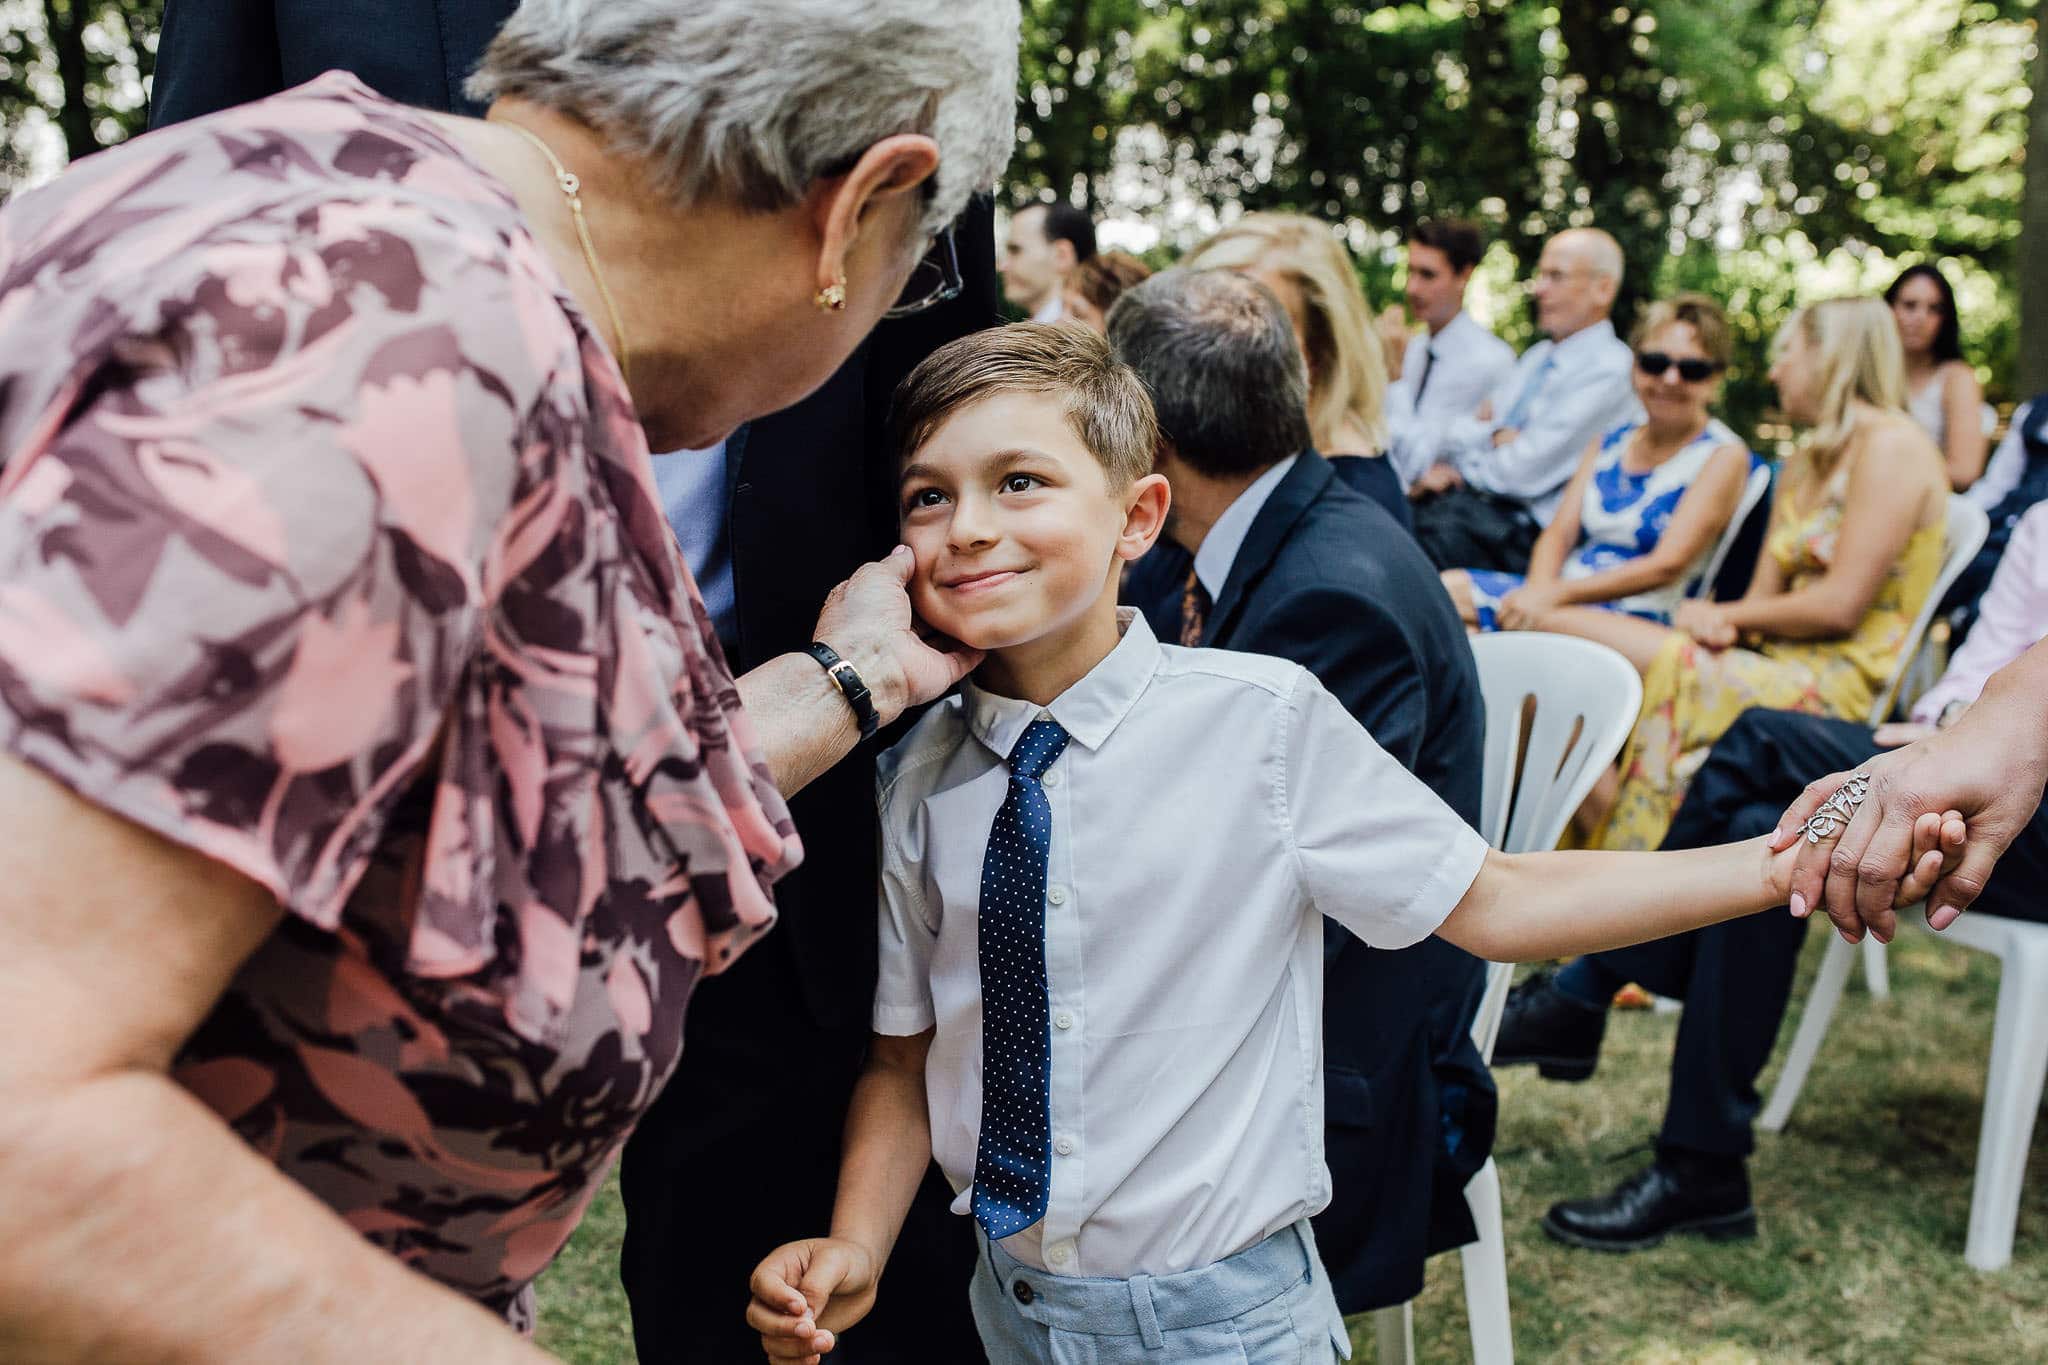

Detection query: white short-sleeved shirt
(874, 610), (1489, 1280)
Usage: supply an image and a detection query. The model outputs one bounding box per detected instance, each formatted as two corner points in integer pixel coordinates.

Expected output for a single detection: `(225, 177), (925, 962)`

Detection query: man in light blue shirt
(1409, 228), (1641, 574)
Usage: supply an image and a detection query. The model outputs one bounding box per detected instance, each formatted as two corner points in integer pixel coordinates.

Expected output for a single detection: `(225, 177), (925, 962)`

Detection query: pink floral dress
(0, 74), (801, 1327)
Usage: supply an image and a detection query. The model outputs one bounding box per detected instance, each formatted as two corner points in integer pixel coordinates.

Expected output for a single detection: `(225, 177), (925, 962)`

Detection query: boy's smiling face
(900, 390), (1165, 657)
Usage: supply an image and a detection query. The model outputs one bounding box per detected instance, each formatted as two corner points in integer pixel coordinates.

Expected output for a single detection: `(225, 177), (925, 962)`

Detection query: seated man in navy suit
(1111, 268), (1496, 1311)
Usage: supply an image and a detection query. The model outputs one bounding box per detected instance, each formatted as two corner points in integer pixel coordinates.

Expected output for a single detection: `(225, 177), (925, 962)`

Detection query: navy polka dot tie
(971, 716), (1069, 1241)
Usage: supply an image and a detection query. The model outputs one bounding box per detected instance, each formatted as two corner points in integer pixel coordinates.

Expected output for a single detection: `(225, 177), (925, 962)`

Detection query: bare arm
(0, 759), (550, 1364)
(1545, 445), (1750, 607)
(747, 1030), (935, 1362)
(737, 548), (980, 798)
(1940, 363), (1989, 491)
(1437, 828), (1947, 964)
(1720, 438), (1936, 640)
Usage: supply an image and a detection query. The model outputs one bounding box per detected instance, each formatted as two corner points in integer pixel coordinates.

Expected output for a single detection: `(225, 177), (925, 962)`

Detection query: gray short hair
(1105, 269), (1313, 479)
(469, 0), (1019, 232)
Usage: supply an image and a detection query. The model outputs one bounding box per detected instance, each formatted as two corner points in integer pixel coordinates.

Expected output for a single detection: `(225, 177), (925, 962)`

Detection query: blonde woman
(1583, 297), (1949, 851)
(1182, 212), (1408, 525)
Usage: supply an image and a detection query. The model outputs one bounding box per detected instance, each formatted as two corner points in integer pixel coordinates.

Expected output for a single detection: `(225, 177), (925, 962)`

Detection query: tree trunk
(43, 0), (97, 163)
(2021, 21), (2048, 397)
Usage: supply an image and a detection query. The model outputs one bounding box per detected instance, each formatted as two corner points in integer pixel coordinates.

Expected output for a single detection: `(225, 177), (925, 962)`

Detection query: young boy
(747, 324), (1954, 1364)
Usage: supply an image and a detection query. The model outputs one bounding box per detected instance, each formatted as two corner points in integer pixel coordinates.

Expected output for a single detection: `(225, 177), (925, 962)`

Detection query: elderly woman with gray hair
(0, 2), (1016, 1358)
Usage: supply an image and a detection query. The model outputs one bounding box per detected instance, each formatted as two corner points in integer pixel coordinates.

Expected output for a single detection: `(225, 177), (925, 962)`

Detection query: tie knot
(1007, 717), (1069, 781)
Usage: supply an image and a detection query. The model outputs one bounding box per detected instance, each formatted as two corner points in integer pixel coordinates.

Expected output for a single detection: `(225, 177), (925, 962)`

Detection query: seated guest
(1061, 249), (1152, 334)
(1441, 293), (1752, 634)
(1002, 201), (1097, 324)
(1180, 212), (1411, 530)
(1581, 297), (1950, 852)
(1889, 263), (1989, 491)
(1494, 499), (2048, 1252)
(1408, 228), (1641, 574)
(1108, 269), (1495, 1312)
(1382, 217), (1518, 490)
(1944, 392), (2048, 634)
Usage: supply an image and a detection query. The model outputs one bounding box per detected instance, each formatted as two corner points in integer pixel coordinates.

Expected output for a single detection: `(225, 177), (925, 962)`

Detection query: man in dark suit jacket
(1109, 270), (1496, 1311)
(149, 6), (993, 1360)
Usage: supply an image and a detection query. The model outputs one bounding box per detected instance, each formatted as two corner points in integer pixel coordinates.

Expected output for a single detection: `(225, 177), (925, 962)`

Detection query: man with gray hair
(1110, 269), (1499, 1315)
(1407, 227), (1641, 574)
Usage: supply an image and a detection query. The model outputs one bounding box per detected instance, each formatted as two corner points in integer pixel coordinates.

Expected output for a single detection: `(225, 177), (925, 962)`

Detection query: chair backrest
(1866, 495), (1990, 726)
(1465, 633), (1643, 1058)
(1690, 462), (1773, 602)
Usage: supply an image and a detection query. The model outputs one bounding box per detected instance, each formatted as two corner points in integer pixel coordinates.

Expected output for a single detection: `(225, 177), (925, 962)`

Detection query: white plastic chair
(1688, 462), (1773, 602)
(1849, 495), (1991, 1001)
(1372, 633), (1641, 1365)
(1759, 905), (2048, 1270)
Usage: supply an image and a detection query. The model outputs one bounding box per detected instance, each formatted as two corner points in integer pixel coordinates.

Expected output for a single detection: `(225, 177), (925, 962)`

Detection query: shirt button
(1041, 770), (1061, 788)
(1047, 885), (1068, 906)
(1047, 1243), (1073, 1267)
(1013, 1279), (1036, 1304)
(1054, 1011), (1074, 1030)
(1054, 1136), (1075, 1156)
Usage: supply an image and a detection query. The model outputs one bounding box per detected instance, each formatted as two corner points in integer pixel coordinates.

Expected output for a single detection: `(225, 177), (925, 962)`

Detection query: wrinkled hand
(1674, 599), (1737, 650)
(1409, 463), (1464, 499)
(747, 1238), (879, 1364)
(1497, 581), (1566, 632)
(1764, 802), (1954, 920)
(1771, 704), (2044, 941)
(814, 547), (982, 726)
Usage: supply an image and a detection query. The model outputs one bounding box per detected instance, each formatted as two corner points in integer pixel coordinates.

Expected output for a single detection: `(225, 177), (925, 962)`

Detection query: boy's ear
(1116, 472), (1171, 563)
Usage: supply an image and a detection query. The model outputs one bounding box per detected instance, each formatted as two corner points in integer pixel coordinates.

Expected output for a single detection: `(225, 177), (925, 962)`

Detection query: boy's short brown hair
(889, 322), (1159, 488)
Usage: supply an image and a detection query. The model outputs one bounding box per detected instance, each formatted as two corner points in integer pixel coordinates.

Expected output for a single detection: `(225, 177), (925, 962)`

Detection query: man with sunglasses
(151, 6), (997, 1360)
(1408, 228), (1641, 575)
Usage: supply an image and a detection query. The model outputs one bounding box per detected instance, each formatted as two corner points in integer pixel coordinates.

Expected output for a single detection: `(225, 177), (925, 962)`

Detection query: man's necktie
(1501, 352), (1558, 431)
(1413, 344), (1437, 404)
(1179, 566), (1210, 647)
(971, 717), (1070, 1241)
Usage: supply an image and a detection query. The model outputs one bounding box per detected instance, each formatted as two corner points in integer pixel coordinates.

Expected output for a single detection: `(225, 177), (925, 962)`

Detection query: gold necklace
(500, 121), (634, 387)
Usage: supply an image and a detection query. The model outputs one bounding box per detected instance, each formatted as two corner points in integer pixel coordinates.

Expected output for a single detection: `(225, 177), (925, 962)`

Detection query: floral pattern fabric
(1592, 459), (1943, 851)
(0, 74), (801, 1326)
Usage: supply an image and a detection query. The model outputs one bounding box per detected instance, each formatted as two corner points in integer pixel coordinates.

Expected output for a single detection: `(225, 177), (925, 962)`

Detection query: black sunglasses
(1636, 351), (1722, 382)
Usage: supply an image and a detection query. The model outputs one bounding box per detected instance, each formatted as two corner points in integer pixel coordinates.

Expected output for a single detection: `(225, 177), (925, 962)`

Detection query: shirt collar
(1547, 317), (1619, 366)
(962, 607), (1161, 757)
(1032, 295), (1067, 325)
(1433, 309), (1474, 347)
(1192, 454), (1299, 601)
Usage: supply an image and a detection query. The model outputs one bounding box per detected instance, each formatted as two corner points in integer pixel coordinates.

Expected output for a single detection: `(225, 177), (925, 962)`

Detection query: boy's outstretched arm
(748, 1028), (935, 1364)
(1436, 819), (1958, 964)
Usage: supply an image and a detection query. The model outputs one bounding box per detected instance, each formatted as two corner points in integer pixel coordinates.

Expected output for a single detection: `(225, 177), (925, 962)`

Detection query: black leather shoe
(1492, 970), (1606, 1080)
(1541, 1159), (1757, 1252)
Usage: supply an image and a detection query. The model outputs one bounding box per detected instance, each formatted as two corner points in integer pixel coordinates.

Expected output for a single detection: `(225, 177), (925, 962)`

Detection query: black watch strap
(806, 641), (880, 740)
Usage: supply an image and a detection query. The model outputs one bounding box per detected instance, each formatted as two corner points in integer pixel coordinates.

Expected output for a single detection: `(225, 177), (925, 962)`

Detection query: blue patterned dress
(1464, 419), (1750, 629)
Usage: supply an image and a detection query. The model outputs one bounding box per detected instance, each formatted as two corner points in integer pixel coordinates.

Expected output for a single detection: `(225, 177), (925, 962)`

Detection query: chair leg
(1372, 1302), (1415, 1365)
(1861, 936), (1891, 1001)
(1459, 1157), (1515, 1364)
(1761, 934), (1859, 1133)
(1963, 935), (2048, 1271)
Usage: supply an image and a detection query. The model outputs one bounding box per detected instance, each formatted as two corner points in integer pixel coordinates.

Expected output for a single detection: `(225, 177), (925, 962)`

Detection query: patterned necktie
(971, 716), (1070, 1241)
(1179, 566), (1210, 647)
(1501, 351), (1558, 431)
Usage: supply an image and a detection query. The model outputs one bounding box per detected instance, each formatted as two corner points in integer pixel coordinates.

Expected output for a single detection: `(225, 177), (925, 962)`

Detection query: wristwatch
(806, 641), (880, 740)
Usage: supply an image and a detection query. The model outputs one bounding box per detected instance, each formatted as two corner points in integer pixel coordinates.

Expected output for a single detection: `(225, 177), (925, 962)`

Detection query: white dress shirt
(1967, 400), (2035, 512)
(1385, 311), (1517, 488)
(874, 610), (1489, 1280)
(1191, 454), (1298, 600)
(1438, 319), (1640, 525)
(1910, 502), (2048, 724)
(1032, 295), (1067, 324)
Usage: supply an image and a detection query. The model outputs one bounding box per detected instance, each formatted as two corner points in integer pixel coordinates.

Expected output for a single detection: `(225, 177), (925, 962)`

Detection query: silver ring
(1803, 771), (1873, 845)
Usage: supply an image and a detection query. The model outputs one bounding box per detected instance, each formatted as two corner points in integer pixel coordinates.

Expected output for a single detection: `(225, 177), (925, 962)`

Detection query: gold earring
(814, 277), (848, 313)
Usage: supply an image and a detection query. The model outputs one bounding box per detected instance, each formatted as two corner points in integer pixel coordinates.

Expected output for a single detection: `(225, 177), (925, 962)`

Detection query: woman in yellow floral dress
(1577, 297), (1951, 851)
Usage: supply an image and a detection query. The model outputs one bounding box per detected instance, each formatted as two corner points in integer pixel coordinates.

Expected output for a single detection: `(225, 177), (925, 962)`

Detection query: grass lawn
(536, 925), (2048, 1362)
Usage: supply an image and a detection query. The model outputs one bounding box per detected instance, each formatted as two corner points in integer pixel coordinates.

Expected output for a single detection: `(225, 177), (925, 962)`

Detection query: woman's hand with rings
(812, 546), (982, 727)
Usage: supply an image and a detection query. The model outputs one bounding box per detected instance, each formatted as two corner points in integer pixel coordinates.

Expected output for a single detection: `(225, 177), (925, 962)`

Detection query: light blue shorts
(969, 1220), (1353, 1364)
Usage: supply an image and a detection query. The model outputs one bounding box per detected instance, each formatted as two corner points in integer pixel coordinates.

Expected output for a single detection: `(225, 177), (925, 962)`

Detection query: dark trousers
(1584, 708), (2048, 1159)
(619, 930), (984, 1364)
(1410, 485), (1541, 573)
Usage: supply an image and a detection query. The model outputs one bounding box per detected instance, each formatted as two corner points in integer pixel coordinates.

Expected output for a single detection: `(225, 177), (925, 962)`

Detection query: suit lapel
(1202, 449), (1335, 646)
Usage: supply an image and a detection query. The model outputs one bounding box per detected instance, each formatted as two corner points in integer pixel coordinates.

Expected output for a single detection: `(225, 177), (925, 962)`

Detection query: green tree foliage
(0, 0), (159, 195)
